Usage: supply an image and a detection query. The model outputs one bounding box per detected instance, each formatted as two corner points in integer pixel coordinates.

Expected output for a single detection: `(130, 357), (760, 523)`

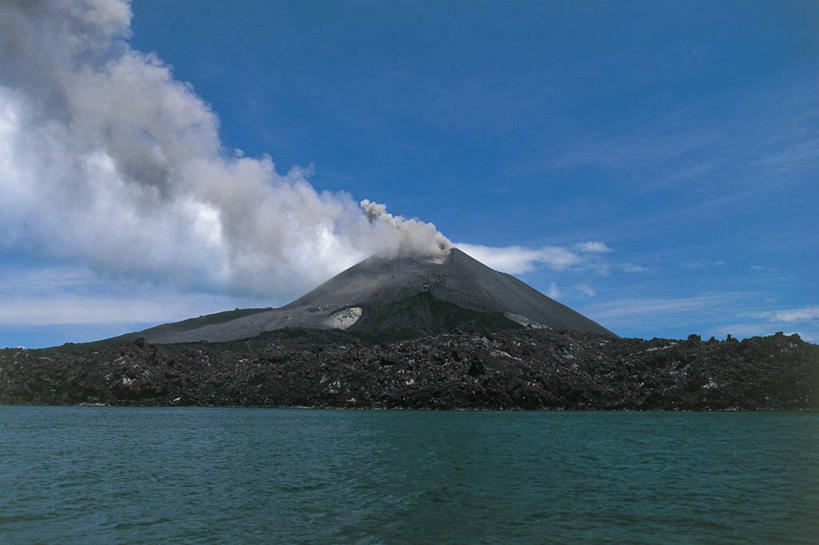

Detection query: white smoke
(0, 0), (450, 298)
(360, 199), (451, 257)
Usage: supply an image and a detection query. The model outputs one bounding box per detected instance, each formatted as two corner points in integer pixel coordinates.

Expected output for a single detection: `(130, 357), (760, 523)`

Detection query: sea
(1, 407), (816, 545)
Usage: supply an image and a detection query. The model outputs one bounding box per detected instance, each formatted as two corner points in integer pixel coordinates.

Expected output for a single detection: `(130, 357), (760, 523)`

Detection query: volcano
(121, 248), (614, 343)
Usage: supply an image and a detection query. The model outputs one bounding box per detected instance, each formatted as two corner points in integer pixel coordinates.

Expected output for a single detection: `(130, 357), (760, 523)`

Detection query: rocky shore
(1, 329), (817, 410)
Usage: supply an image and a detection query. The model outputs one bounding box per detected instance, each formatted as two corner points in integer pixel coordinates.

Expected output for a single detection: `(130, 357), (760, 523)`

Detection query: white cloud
(588, 295), (728, 320)
(456, 240), (632, 277)
(527, 75), (819, 200)
(0, 295), (250, 326)
(456, 243), (581, 274)
(0, 266), (99, 295)
(575, 241), (612, 253)
(800, 330), (819, 343)
(621, 263), (649, 273)
(751, 306), (819, 323)
(0, 263), (269, 326)
(771, 306), (819, 323)
(547, 282), (561, 299)
(576, 284), (596, 297)
(0, 0), (449, 301)
(583, 292), (818, 342)
(706, 323), (819, 343)
(706, 323), (778, 339)
(682, 259), (726, 270)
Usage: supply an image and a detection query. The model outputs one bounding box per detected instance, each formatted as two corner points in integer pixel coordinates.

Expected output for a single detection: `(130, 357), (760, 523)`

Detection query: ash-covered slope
(125, 248), (614, 344)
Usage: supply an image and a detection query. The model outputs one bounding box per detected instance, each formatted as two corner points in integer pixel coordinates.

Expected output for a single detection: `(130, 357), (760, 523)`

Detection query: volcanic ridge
(5, 249), (816, 410)
(115, 248), (614, 344)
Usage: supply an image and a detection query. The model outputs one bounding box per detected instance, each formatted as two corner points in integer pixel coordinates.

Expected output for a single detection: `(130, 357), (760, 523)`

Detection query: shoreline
(4, 402), (818, 413)
(3, 329), (817, 411)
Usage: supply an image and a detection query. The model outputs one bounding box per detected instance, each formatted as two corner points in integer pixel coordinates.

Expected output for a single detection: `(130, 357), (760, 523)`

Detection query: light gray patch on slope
(137, 249), (615, 343)
(504, 313), (547, 328)
(325, 307), (362, 330)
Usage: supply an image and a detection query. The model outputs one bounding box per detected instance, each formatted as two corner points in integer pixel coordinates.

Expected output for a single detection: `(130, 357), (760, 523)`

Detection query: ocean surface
(0, 407), (817, 545)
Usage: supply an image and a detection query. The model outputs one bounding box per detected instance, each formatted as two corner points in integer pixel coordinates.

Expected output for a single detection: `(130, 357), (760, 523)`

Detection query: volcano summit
(7, 249), (817, 412)
(119, 248), (614, 344)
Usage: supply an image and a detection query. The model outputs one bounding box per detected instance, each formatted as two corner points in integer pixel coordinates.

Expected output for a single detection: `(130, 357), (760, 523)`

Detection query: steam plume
(0, 0), (450, 297)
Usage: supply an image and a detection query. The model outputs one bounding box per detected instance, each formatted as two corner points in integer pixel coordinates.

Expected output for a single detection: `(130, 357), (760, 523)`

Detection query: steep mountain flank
(120, 248), (613, 344)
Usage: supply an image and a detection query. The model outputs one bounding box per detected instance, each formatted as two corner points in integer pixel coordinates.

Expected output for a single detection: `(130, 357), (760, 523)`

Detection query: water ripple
(0, 407), (816, 544)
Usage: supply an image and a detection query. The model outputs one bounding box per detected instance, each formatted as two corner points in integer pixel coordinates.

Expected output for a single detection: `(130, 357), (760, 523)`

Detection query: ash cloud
(360, 199), (451, 258)
(0, 0), (449, 298)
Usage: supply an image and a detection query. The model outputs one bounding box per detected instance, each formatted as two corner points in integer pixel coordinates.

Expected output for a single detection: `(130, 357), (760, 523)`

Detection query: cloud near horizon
(580, 294), (819, 343)
(763, 306), (819, 323)
(456, 240), (611, 275)
(0, 0), (450, 299)
(0, 263), (270, 327)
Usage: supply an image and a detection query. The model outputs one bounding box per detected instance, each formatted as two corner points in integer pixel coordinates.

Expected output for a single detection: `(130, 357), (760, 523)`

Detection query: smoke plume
(0, 0), (451, 297)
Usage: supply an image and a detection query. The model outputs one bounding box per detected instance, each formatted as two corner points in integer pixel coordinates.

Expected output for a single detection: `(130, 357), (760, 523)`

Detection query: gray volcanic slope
(129, 248), (614, 343)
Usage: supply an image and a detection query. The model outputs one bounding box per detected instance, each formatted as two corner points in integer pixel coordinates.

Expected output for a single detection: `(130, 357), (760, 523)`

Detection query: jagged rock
(1, 330), (816, 410)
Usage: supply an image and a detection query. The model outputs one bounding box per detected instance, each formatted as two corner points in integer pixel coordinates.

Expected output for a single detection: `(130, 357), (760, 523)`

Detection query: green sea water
(1, 407), (816, 544)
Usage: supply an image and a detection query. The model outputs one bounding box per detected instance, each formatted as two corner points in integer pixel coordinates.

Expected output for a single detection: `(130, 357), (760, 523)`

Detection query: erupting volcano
(117, 248), (614, 344)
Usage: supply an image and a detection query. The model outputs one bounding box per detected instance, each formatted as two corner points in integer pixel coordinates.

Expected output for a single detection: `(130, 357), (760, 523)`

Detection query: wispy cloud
(581, 291), (819, 343)
(456, 243), (582, 274)
(576, 284), (596, 297)
(751, 306), (819, 323)
(0, 266), (101, 295)
(502, 77), (819, 255)
(707, 322), (819, 344)
(0, 295), (255, 326)
(456, 240), (649, 280)
(0, 264), (268, 327)
(620, 263), (650, 273)
(586, 294), (735, 322)
(574, 241), (612, 253)
(525, 79), (819, 197)
(706, 323), (776, 339)
(682, 259), (726, 270)
(772, 307), (819, 322)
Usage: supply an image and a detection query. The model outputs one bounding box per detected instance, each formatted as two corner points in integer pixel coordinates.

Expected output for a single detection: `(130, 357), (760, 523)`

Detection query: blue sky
(0, 0), (817, 347)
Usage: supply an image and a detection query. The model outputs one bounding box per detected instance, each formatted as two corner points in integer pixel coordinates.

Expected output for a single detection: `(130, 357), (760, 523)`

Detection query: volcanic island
(1, 249), (817, 409)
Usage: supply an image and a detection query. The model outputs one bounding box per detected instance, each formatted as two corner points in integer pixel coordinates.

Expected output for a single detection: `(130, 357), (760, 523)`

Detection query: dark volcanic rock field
(1, 329), (817, 410)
